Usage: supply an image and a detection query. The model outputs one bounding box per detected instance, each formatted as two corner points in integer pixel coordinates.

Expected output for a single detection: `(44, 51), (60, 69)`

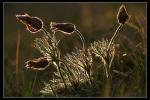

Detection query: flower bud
(117, 4), (130, 24)
(16, 13), (43, 33)
(50, 22), (76, 34)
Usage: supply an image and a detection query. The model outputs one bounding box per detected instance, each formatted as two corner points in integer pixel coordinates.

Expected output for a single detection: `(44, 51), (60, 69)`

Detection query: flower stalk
(107, 24), (123, 52)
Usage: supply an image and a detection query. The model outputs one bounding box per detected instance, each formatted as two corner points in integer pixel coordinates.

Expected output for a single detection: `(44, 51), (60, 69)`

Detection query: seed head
(16, 13), (43, 33)
(117, 4), (130, 24)
(50, 22), (76, 34)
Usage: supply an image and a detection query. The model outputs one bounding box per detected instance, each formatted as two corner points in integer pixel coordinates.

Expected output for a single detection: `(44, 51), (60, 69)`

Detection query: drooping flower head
(117, 4), (130, 24)
(25, 57), (51, 71)
(50, 22), (76, 34)
(16, 13), (43, 33)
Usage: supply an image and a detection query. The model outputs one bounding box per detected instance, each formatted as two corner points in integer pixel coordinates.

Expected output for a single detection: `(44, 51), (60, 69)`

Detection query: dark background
(4, 3), (146, 97)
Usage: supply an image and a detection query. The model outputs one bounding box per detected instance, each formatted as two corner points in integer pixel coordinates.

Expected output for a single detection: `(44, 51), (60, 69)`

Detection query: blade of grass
(15, 31), (20, 95)
(31, 71), (38, 95)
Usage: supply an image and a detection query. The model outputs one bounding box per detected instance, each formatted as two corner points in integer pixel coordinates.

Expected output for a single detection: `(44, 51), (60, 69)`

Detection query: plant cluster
(16, 4), (136, 97)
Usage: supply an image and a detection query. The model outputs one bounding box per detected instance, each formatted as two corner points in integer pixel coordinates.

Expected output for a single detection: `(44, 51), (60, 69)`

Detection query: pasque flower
(50, 22), (76, 34)
(50, 22), (86, 51)
(117, 4), (130, 24)
(16, 13), (43, 33)
(25, 57), (51, 71)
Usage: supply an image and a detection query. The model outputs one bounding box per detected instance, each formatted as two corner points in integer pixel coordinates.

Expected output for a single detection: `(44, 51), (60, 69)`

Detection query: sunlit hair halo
(14, 4), (136, 97)
(16, 13), (43, 33)
(50, 22), (76, 35)
(25, 57), (51, 71)
(117, 4), (130, 25)
(50, 22), (86, 51)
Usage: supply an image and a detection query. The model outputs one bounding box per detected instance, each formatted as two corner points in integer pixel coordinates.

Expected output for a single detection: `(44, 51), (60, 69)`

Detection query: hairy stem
(103, 74), (112, 97)
(42, 27), (68, 89)
(57, 59), (76, 86)
(107, 24), (123, 51)
(103, 24), (123, 97)
(49, 82), (58, 97)
(42, 27), (52, 39)
(53, 61), (68, 89)
(75, 29), (86, 52)
(59, 60), (74, 81)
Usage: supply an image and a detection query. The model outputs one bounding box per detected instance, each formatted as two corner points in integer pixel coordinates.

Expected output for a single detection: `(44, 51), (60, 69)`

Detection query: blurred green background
(4, 3), (146, 97)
